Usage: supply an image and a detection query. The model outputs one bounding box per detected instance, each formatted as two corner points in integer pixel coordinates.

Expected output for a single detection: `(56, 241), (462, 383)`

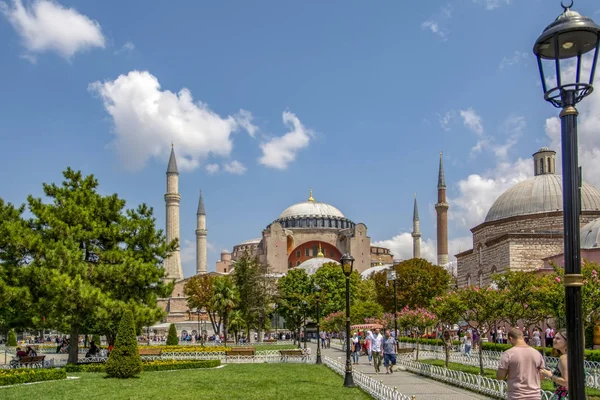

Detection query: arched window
(466, 274), (472, 286)
(547, 157), (551, 173)
(478, 244), (484, 266)
(540, 158), (545, 174)
(491, 265), (497, 275)
(296, 261), (300, 266)
(478, 270), (483, 287)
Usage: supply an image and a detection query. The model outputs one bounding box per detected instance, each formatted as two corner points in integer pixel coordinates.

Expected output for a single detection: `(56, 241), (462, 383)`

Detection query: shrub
(141, 345), (231, 353)
(92, 334), (101, 345)
(0, 368), (66, 386)
(7, 330), (17, 347)
(105, 310), (143, 379)
(166, 324), (179, 346)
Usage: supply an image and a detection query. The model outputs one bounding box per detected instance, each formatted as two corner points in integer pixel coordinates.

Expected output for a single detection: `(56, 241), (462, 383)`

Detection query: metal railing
(323, 356), (413, 400)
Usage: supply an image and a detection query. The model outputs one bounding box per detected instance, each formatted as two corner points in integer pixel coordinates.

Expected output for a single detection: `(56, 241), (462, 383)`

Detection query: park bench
(225, 347), (256, 357)
(138, 348), (162, 360)
(279, 349), (306, 362)
(10, 355), (46, 368)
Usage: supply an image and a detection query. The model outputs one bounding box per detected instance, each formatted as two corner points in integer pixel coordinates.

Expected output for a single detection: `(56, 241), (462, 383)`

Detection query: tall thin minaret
(411, 194), (421, 259)
(164, 144), (183, 281)
(435, 152), (449, 266)
(195, 190), (207, 275)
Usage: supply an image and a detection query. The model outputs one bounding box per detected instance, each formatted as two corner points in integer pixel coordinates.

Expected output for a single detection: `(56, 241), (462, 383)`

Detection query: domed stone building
(219, 190), (376, 275)
(456, 147), (600, 287)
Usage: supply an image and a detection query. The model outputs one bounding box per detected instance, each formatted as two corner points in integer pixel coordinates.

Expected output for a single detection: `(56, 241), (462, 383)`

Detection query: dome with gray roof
(485, 148), (600, 223)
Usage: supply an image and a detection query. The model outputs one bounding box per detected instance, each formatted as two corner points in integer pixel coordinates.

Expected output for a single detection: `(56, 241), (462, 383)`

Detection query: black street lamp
(302, 300), (308, 350)
(386, 268), (398, 346)
(314, 284), (322, 364)
(273, 304), (279, 339)
(340, 253), (355, 388)
(533, 3), (600, 399)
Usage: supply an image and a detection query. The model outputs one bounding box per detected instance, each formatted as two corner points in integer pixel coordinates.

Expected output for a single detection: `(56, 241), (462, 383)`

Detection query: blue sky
(1, 0), (600, 277)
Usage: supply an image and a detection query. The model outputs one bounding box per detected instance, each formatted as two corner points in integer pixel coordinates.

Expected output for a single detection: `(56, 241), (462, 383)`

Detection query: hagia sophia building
(156, 146), (449, 325)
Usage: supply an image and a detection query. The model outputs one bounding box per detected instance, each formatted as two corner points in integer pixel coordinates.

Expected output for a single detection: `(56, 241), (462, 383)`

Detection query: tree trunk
(68, 323), (79, 364)
(223, 313), (228, 345)
(443, 332), (450, 368)
(415, 330), (420, 361)
(478, 338), (484, 375)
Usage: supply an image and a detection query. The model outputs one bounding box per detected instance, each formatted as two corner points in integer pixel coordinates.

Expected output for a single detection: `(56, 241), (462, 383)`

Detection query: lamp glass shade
(340, 254), (354, 276)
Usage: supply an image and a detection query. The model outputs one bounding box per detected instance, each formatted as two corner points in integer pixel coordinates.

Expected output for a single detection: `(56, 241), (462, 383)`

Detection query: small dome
(485, 174), (600, 223)
(360, 264), (393, 279)
(294, 257), (339, 275)
(581, 218), (600, 249)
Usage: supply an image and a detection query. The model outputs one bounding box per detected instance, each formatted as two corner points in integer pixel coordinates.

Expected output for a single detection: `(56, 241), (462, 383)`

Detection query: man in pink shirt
(496, 328), (545, 400)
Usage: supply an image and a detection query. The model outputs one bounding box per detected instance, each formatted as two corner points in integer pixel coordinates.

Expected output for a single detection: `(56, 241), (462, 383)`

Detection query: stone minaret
(411, 194), (421, 259)
(435, 152), (449, 266)
(195, 190), (207, 275)
(164, 145), (183, 281)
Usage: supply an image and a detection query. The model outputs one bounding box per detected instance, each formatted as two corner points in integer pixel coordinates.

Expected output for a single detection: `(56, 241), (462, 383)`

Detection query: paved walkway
(308, 342), (493, 400)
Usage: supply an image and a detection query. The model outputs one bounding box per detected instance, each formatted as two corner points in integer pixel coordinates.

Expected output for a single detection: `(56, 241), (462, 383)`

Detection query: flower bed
(64, 359), (221, 373)
(0, 368), (67, 387)
(138, 345), (231, 353)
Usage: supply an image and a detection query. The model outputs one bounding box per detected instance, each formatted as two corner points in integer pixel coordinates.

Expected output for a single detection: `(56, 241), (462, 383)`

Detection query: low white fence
(323, 356), (413, 400)
(398, 358), (555, 400)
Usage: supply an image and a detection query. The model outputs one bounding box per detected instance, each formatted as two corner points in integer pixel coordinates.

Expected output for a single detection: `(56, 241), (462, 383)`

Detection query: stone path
(308, 342), (493, 400)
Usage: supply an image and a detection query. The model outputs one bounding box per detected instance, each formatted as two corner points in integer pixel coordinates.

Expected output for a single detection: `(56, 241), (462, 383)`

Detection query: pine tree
(105, 310), (142, 378)
(7, 329), (17, 346)
(166, 323), (178, 346)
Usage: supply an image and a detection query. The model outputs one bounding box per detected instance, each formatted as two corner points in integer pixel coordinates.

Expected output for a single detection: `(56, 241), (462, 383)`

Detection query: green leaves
(105, 310), (143, 378)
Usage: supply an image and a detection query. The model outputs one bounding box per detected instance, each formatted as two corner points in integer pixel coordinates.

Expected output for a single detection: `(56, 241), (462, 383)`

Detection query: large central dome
(485, 153), (600, 223)
(272, 190), (354, 229)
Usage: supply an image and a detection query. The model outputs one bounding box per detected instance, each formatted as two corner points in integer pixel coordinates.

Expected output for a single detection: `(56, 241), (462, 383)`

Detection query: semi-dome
(485, 174), (600, 223)
(294, 257), (339, 275)
(581, 218), (600, 249)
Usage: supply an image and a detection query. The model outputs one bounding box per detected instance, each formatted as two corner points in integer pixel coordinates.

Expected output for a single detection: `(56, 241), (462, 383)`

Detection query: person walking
(540, 329), (568, 399)
(382, 329), (397, 374)
(496, 328), (545, 400)
(371, 328), (383, 374)
(351, 332), (360, 364)
(464, 330), (472, 357)
(365, 330), (373, 365)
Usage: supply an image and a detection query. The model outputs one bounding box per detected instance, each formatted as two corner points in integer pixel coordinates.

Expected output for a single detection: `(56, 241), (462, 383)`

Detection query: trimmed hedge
(0, 368), (66, 386)
(105, 310), (143, 379)
(398, 336), (600, 360)
(65, 359), (221, 373)
(141, 345), (231, 353)
(166, 324), (178, 346)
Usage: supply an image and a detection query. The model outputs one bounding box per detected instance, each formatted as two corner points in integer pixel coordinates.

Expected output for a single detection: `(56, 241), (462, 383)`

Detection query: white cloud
(460, 108), (484, 135)
(473, 0), (511, 10)
(493, 115), (525, 159)
(114, 40), (134, 55)
(450, 157), (531, 228)
(234, 109), (258, 138)
(89, 70), (256, 171)
(421, 20), (447, 41)
(499, 51), (529, 70)
(372, 233), (472, 265)
(437, 111), (455, 131)
(258, 111), (312, 170)
(223, 160), (246, 175)
(205, 164), (220, 175)
(0, 0), (105, 60)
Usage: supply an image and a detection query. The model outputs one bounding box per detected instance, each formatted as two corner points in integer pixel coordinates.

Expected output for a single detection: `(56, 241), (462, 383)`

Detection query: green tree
(19, 168), (173, 363)
(396, 306), (437, 361)
(166, 323), (178, 345)
(185, 274), (220, 334)
(372, 259), (450, 311)
(228, 310), (245, 344)
(430, 292), (462, 367)
(211, 276), (238, 344)
(276, 268), (312, 346)
(231, 254), (274, 342)
(350, 301), (383, 325)
(311, 262), (360, 316)
(7, 329), (17, 346)
(105, 310), (142, 379)
(356, 278), (377, 303)
(458, 285), (504, 374)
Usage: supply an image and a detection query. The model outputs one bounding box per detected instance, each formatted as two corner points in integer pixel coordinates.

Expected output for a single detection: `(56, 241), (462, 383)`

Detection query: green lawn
(419, 359), (600, 399)
(0, 364), (371, 400)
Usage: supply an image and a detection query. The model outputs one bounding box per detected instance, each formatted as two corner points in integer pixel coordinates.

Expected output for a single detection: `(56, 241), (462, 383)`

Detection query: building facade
(456, 147), (600, 287)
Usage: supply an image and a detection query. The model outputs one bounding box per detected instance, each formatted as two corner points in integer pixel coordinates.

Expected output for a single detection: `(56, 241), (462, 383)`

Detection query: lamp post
(340, 253), (355, 388)
(533, 3), (600, 399)
(302, 300), (308, 350)
(386, 268), (398, 346)
(314, 284), (322, 364)
(273, 304), (279, 339)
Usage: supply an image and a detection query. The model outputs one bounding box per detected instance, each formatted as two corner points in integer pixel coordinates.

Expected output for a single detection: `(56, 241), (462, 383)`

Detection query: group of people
(496, 327), (569, 400)
(15, 345), (37, 359)
(491, 326), (553, 348)
(349, 328), (398, 375)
